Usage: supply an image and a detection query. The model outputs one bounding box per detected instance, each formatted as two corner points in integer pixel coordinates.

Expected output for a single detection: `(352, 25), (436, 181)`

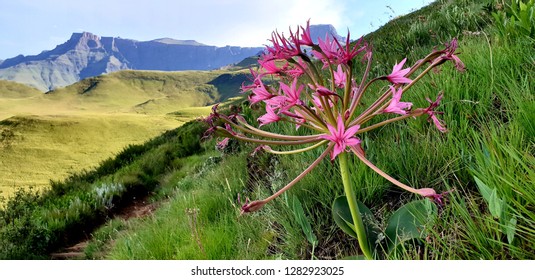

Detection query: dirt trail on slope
(50, 198), (158, 260)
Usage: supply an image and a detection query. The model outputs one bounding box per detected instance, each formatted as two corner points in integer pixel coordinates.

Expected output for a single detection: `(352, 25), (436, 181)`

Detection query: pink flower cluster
(205, 20), (464, 213)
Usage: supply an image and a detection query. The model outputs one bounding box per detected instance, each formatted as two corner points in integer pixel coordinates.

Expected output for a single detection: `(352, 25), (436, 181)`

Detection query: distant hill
(0, 32), (263, 92)
(43, 69), (251, 114)
(0, 69), (250, 121)
(0, 80), (41, 98)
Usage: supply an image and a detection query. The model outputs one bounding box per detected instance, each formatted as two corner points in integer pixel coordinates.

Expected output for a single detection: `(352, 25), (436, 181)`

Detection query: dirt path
(50, 199), (158, 260)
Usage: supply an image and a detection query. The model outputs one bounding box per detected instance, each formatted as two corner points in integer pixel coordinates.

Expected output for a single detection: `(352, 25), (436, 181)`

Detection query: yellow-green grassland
(0, 69), (245, 197)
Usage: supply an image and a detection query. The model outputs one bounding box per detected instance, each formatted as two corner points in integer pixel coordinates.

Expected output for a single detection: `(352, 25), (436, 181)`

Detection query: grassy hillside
(0, 70), (247, 197)
(44, 70), (249, 115)
(1, 0), (534, 260)
(0, 114), (179, 193)
(0, 80), (42, 98)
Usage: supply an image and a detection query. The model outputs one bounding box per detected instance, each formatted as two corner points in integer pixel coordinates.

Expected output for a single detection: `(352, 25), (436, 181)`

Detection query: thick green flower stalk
(205, 20), (464, 259)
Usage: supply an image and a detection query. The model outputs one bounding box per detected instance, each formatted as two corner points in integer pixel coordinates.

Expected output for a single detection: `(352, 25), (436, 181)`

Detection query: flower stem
(224, 129), (322, 146)
(338, 152), (373, 260)
(350, 146), (427, 196)
(265, 140), (328, 155)
(356, 111), (424, 134)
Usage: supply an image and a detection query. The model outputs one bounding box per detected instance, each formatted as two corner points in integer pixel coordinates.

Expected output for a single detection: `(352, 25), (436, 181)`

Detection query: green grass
(44, 69), (247, 115)
(103, 150), (269, 260)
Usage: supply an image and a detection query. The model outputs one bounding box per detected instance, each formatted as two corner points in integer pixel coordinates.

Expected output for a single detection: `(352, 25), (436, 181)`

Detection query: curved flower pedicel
(205, 21), (464, 259)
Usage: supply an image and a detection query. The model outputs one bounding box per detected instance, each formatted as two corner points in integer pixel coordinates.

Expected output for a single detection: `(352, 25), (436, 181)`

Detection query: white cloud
(200, 0), (348, 47)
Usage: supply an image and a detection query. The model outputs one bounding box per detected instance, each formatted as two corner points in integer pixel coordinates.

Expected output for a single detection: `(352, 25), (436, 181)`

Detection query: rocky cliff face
(0, 32), (264, 91)
(309, 24), (345, 43)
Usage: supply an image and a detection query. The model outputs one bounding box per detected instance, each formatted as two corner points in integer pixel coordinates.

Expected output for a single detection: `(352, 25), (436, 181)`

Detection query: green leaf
(332, 196), (358, 239)
(291, 196), (317, 245)
(474, 176), (506, 219)
(488, 188), (504, 219)
(506, 217), (517, 244)
(385, 199), (437, 253)
(474, 176), (492, 202)
(520, 1), (527, 11)
(332, 196), (380, 250)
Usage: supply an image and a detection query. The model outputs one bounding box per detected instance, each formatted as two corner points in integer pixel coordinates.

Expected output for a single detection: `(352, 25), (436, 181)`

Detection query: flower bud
(241, 200), (267, 214)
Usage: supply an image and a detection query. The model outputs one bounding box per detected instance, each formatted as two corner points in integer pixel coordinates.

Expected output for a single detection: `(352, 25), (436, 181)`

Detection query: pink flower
(241, 68), (263, 92)
(429, 114), (447, 132)
(225, 123), (237, 135)
(334, 32), (366, 65)
(264, 95), (286, 108)
(280, 78), (304, 109)
(292, 110), (307, 130)
(266, 29), (301, 60)
(299, 19), (314, 46)
(288, 26), (304, 54)
(312, 95), (334, 112)
(241, 199), (267, 214)
(383, 86), (412, 115)
(320, 115), (361, 160)
(285, 57), (307, 78)
(258, 105), (281, 127)
(423, 93), (447, 132)
(313, 85), (338, 97)
(312, 35), (339, 68)
(216, 137), (230, 150)
(264, 32), (285, 59)
(333, 65), (346, 88)
(259, 59), (287, 75)
(386, 58), (412, 84)
(249, 80), (274, 104)
(442, 38), (465, 72)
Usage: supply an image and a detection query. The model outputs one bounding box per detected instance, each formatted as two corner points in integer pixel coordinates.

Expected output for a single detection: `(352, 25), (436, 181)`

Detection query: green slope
(0, 80), (42, 98)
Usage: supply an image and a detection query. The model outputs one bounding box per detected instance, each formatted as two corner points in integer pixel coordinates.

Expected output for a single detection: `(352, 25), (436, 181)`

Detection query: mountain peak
(309, 24), (345, 43)
(71, 31), (99, 38)
(68, 32), (104, 49)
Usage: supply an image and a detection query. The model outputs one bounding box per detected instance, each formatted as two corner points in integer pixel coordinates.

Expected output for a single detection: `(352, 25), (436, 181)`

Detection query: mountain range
(0, 24), (343, 92)
(0, 33), (263, 92)
(0, 24), (342, 92)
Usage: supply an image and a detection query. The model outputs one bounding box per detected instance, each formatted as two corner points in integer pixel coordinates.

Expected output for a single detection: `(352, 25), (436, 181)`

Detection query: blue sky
(0, 0), (434, 59)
